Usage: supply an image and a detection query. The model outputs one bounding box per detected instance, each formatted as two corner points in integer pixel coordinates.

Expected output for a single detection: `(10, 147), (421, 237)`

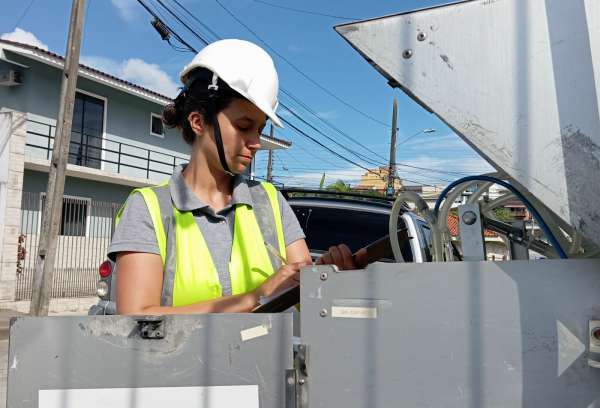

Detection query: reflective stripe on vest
(116, 181), (286, 307)
(115, 181), (168, 264)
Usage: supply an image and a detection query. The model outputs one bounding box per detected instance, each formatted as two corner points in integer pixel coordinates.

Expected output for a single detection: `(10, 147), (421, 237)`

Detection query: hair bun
(162, 91), (185, 128)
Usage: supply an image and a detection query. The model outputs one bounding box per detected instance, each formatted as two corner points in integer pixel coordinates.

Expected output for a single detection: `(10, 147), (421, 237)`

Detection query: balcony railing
(26, 119), (189, 180)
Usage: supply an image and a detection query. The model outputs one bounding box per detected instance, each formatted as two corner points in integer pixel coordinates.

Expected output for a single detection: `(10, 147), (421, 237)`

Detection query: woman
(109, 39), (357, 314)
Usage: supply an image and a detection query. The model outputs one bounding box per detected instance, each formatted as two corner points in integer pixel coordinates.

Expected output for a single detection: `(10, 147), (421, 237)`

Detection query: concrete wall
(23, 169), (133, 202)
(0, 111), (25, 305)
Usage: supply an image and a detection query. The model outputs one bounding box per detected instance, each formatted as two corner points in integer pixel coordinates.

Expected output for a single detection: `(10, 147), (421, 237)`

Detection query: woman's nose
(246, 132), (261, 148)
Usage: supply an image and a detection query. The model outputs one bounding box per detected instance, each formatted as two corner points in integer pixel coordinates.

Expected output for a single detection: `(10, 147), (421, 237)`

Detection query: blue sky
(0, 0), (493, 187)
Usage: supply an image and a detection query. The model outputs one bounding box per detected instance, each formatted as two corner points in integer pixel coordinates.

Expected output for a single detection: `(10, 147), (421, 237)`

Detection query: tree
(319, 173), (326, 190)
(327, 180), (351, 192)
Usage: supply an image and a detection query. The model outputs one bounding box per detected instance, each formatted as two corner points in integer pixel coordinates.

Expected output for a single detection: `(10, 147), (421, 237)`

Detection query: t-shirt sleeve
(107, 192), (160, 261)
(277, 190), (306, 246)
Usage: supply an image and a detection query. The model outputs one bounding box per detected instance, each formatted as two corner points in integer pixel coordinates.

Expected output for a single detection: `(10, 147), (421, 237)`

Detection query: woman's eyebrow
(236, 116), (266, 128)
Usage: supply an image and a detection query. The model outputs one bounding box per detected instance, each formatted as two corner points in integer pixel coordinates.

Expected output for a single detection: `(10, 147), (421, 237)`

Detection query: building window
(70, 91), (105, 169)
(151, 113), (164, 137)
(41, 195), (90, 237)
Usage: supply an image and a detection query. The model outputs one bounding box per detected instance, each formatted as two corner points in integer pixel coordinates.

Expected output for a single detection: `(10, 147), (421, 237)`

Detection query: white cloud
(80, 56), (121, 76)
(121, 58), (179, 97)
(1, 28), (48, 50)
(81, 55), (179, 97)
(111, 0), (139, 21)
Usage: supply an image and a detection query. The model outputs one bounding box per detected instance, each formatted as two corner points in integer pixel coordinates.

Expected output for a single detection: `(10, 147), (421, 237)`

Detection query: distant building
(356, 166), (402, 193)
(402, 185), (445, 209)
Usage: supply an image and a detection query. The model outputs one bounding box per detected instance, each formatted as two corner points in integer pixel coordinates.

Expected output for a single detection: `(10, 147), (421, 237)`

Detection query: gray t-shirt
(108, 166), (305, 296)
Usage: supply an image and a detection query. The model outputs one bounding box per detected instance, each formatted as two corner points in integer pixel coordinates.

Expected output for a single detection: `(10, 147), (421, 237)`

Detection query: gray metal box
(7, 314), (292, 408)
(301, 260), (600, 407)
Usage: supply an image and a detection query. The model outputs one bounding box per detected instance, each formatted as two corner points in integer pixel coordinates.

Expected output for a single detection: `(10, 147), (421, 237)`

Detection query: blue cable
(433, 175), (568, 259)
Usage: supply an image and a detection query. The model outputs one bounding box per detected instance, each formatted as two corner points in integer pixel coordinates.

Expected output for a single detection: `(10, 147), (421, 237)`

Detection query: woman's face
(194, 98), (266, 174)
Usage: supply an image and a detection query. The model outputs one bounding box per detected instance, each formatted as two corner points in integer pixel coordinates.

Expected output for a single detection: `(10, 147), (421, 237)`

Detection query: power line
(281, 90), (388, 164)
(214, 0), (391, 129)
(137, 0), (197, 52)
(138, 1), (471, 182)
(171, 0), (222, 42)
(279, 104), (383, 166)
(394, 163), (471, 176)
(156, 0), (391, 166)
(281, 117), (386, 180)
(139, 1), (373, 174)
(12, 0), (36, 31)
(209, 4), (470, 176)
(154, 0), (210, 46)
(252, 0), (360, 20)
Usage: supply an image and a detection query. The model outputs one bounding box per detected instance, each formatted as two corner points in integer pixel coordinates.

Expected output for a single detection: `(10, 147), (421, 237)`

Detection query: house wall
(0, 50), (190, 183)
(21, 169), (131, 238)
(0, 47), (191, 311)
(23, 169), (133, 202)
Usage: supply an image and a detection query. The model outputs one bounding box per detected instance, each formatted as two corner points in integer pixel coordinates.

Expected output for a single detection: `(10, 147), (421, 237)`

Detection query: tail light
(99, 260), (112, 278)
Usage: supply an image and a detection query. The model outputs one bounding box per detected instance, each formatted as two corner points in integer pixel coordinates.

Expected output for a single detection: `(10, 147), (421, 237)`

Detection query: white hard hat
(180, 39), (282, 127)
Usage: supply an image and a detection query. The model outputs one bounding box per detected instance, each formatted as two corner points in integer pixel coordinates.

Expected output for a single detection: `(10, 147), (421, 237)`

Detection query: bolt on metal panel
(458, 203), (486, 261)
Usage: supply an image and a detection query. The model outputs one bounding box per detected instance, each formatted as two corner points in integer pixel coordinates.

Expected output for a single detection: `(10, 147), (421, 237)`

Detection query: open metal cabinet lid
(335, 0), (600, 250)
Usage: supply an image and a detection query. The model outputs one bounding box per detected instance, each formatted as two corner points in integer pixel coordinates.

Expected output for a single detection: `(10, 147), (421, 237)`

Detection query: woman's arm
(285, 238), (311, 265)
(116, 252), (259, 314)
(116, 243), (309, 315)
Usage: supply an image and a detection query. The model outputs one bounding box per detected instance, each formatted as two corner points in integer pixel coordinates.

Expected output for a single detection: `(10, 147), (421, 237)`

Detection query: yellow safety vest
(116, 181), (286, 307)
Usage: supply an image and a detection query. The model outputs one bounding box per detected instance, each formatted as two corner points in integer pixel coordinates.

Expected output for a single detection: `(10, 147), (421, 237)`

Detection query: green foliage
(326, 179), (352, 192)
(494, 207), (514, 222)
(319, 173), (326, 190)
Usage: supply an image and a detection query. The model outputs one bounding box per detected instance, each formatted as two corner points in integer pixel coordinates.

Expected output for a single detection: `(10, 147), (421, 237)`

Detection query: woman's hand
(317, 244), (368, 270)
(254, 262), (307, 299)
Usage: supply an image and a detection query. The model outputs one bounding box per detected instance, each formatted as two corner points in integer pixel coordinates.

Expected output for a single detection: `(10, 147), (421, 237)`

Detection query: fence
(25, 119), (189, 181)
(16, 192), (122, 300)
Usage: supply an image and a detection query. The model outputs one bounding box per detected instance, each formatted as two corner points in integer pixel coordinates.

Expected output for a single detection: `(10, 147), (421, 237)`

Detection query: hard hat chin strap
(211, 115), (234, 176)
(207, 73), (235, 176)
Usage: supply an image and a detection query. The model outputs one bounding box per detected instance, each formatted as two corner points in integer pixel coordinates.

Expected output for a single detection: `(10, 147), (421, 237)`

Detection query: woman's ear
(187, 111), (207, 136)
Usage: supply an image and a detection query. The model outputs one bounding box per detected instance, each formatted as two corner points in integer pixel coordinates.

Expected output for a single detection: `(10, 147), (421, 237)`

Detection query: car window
(291, 204), (413, 262)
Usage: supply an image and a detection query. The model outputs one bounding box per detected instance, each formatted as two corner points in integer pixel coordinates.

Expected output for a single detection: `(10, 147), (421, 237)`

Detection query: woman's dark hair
(162, 68), (243, 145)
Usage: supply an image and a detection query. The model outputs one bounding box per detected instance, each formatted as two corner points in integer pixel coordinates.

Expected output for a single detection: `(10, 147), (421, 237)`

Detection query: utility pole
(266, 124), (274, 182)
(30, 0), (86, 316)
(386, 98), (398, 197)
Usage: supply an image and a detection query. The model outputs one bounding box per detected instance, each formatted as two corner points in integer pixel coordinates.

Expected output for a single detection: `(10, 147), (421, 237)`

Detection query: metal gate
(16, 192), (121, 300)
